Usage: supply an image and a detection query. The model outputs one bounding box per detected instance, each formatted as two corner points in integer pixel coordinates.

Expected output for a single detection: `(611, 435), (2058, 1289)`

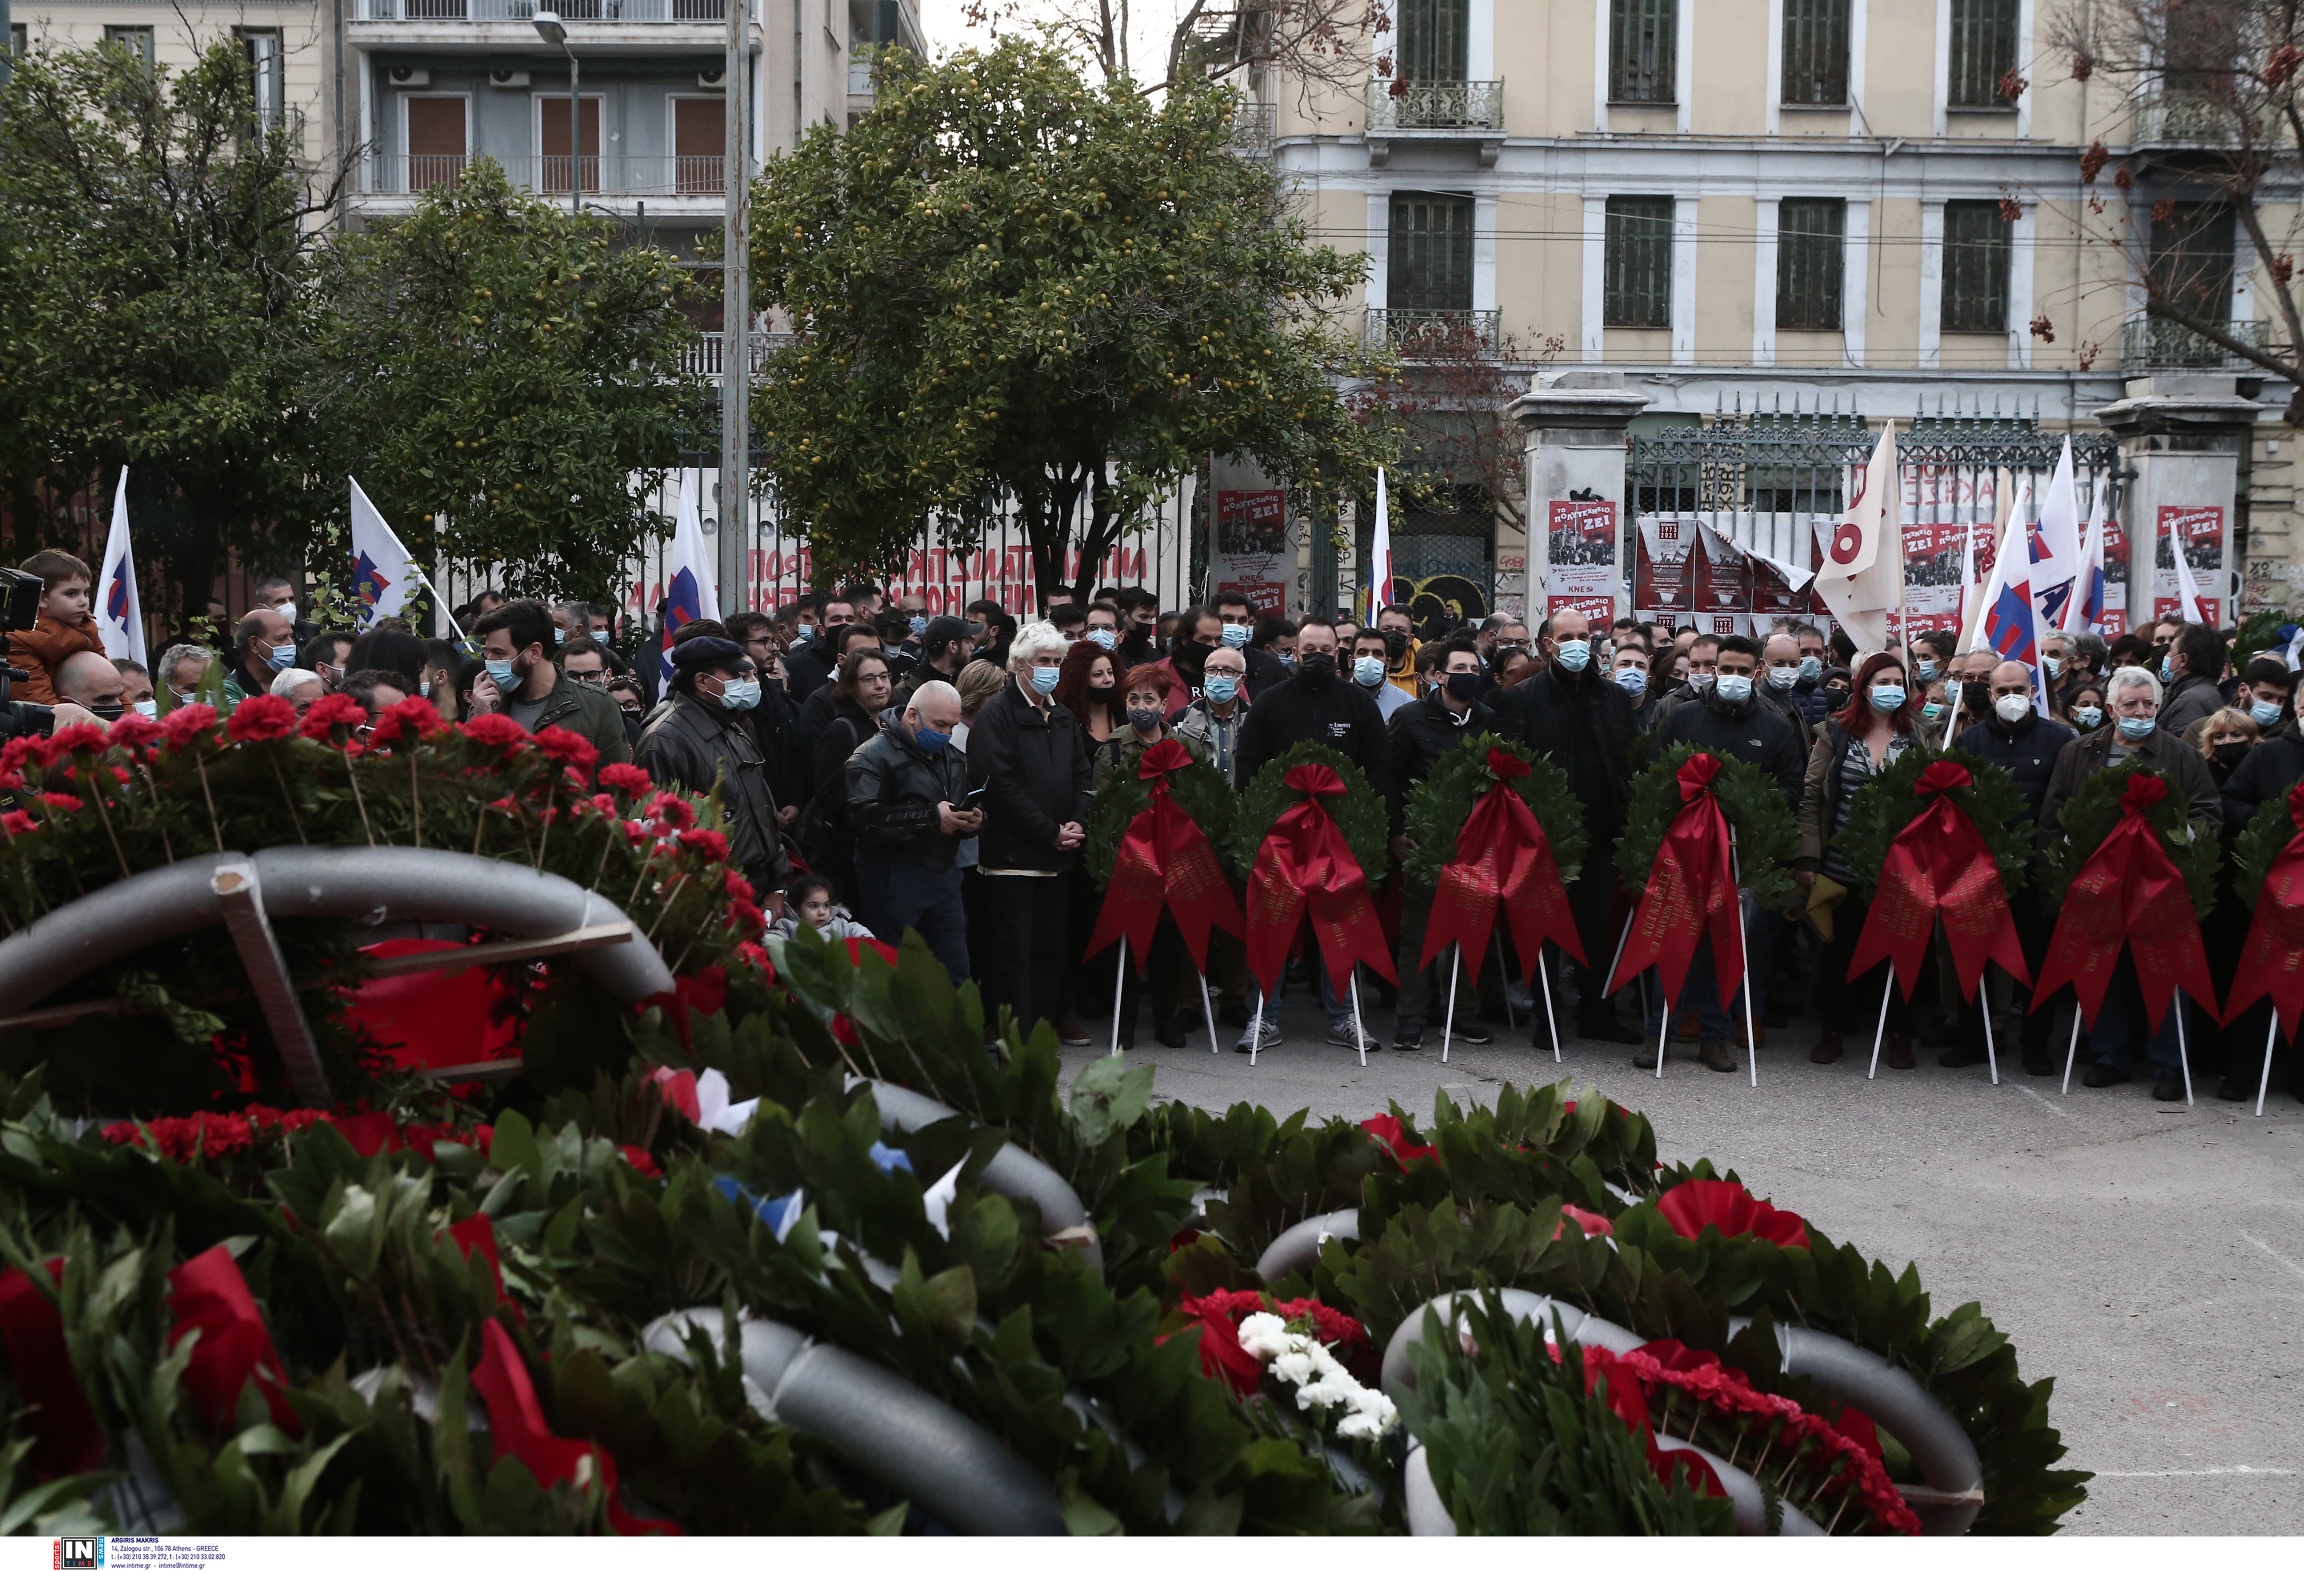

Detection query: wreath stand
(1864, 961), (2007, 1086)
(1246, 959), (1370, 1068)
(1643, 829), (1760, 1087)
(2059, 986), (2194, 1105)
(1101, 935), (1226, 1059)
(1440, 937), (1561, 1064)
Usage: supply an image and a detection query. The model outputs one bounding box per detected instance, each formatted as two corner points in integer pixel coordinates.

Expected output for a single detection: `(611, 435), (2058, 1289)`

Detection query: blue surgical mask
(915, 724), (951, 753)
(1915, 659), (1938, 682)
(1714, 673), (1753, 705)
(718, 677), (761, 711)
(1352, 655), (1386, 687)
(1921, 702), (1945, 724)
(1204, 675), (1239, 705)
(1087, 628), (1116, 650)
(2160, 656), (2173, 682)
(2252, 699), (2285, 729)
(2072, 706), (2103, 730)
(554, 627), (567, 645)
(908, 615), (928, 637)
(1689, 672), (1715, 693)
(1797, 655), (1822, 682)
(796, 624), (816, 641)
(1220, 623), (1250, 649)
(1553, 639), (1591, 673)
(1943, 679), (1963, 713)
(131, 699), (158, 719)
(267, 642), (295, 671)
(420, 679), (432, 698)
(1030, 665), (1061, 696)
(1615, 667), (1647, 697)
(2117, 715), (2156, 742)
(484, 657), (518, 689)
(1869, 685), (1906, 713)
(1766, 665), (1798, 690)
(2044, 655), (2064, 679)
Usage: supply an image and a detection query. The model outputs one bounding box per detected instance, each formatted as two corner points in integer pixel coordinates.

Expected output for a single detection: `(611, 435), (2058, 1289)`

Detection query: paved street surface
(1057, 996), (2304, 1535)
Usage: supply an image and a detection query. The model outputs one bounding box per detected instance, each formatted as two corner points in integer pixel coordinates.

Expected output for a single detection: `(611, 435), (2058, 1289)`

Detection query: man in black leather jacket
(634, 637), (790, 912)
(846, 679), (980, 980)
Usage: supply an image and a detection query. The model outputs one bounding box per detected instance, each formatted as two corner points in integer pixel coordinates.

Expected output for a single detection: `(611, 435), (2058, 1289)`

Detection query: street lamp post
(718, 0), (751, 607)
(531, 10), (579, 219)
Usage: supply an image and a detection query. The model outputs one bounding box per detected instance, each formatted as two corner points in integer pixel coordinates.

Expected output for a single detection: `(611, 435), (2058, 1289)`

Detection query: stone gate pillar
(2094, 374), (2261, 631)
(1510, 371), (1651, 629)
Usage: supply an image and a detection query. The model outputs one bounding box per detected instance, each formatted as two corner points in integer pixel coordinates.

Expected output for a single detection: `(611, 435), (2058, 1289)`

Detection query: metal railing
(2130, 92), (2247, 147)
(364, 153), (727, 197)
(2121, 314), (2269, 369)
(1365, 307), (1500, 356)
(675, 332), (791, 377)
(1227, 101), (1277, 154)
(1366, 79), (1503, 133)
(357, 0), (727, 21)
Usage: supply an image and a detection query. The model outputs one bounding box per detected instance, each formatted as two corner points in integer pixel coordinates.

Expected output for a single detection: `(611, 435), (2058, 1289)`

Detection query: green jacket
(520, 675), (633, 772)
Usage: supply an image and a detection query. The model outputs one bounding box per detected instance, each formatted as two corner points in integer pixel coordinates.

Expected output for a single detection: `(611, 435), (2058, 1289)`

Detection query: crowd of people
(6, 538), (2297, 1103)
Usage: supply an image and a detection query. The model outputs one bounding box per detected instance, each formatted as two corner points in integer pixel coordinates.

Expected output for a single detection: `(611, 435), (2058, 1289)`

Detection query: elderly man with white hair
(269, 667), (327, 716)
(844, 677), (981, 981)
(2038, 664), (2221, 1100)
(964, 621), (1095, 1042)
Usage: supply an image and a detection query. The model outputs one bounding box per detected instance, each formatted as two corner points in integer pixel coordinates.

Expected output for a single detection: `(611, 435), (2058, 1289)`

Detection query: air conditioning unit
(387, 66), (431, 87)
(488, 69), (530, 87)
(697, 69), (725, 89)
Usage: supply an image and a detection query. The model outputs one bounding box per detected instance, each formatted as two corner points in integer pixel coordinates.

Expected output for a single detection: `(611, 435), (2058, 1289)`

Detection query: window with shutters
(238, 30), (283, 132)
(1395, 0), (1468, 82)
(1604, 196), (1674, 328)
(672, 97), (725, 193)
(1940, 201), (2011, 333)
(1946, 0), (2019, 108)
(539, 95), (602, 194)
(1609, 0), (1677, 104)
(103, 26), (155, 71)
(1780, 0), (1848, 106)
(404, 97), (467, 191)
(1388, 192), (1474, 312)
(2149, 202), (2235, 322)
(1776, 198), (1845, 331)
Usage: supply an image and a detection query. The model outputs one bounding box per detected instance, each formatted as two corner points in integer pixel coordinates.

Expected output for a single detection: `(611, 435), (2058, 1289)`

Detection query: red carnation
(105, 713), (161, 751)
(368, 696), (446, 748)
(1558, 1203), (1615, 1239)
(736, 940), (773, 977)
(619, 1145), (662, 1178)
(225, 694), (299, 743)
(158, 703), (220, 749)
(645, 792), (696, 831)
(1174, 1291), (1270, 1395)
(38, 793), (81, 814)
(649, 1066), (702, 1123)
(598, 762), (652, 795)
(0, 734), (53, 778)
(724, 870), (756, 903)
(458, 713), (529, 752)
(727, 896), (766, 937)
(532, 726), (599, 775)
(1, 811), (37, 837)
(299, 692), (369, 741)
(1654, 1179), (1810, 1250)
(677, 827), (730, 862)
(1359, 1112), (1438, 1167)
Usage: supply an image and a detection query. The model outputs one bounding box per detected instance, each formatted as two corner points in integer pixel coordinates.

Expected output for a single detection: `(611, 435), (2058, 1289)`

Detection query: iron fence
(1365, 79), (1504, 132)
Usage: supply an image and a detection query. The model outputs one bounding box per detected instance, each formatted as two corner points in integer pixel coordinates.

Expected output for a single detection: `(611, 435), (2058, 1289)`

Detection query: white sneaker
(1233, 1021), (1283, 1054)
(1326, 1020), (1376, 1052)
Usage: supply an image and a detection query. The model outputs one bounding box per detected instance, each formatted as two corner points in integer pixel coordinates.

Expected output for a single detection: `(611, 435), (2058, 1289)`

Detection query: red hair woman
(1795, 649), (1929, 1067)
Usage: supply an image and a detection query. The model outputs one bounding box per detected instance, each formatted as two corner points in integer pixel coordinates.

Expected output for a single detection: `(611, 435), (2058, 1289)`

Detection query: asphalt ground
(1054, 990), (2304, 1536)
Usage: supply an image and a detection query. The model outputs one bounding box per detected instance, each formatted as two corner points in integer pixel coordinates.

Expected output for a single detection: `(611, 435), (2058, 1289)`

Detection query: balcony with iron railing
(2130, 92), (2252, 148)
(676, 331), (792, 377)
(2121, 313), (2270, 369)
(1365, 308), (1500, 358)
(1227, 101), (1277, 155)
(1365, 79), (1504, 133)
(355, 0), (726, 21)
(364, 152), (727, 199)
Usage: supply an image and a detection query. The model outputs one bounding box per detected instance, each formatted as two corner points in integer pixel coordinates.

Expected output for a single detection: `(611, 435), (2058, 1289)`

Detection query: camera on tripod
(0, 566), (59, 740)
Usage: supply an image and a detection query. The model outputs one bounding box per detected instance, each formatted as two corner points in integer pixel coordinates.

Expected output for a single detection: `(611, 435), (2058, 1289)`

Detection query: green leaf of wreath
(1400, 733), (1588, 891)
(2233, 793), (2300, 913)
(1080, 751), (1241, 891)
(2038, 759), (2218, 918)
(1232, 741), (1391, 886)
(1829, 745), (2038, 899)
(1611, 744), (1799, 910)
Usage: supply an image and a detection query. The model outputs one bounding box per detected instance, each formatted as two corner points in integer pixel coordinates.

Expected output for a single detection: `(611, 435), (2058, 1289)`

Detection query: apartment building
(1263, 0), (2296, 622)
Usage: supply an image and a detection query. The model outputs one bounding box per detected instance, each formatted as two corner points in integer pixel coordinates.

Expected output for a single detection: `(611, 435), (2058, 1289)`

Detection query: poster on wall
(1544, 497), (1620, 623)
(1634, 517), (1695, 619)
(1690, 521), (1750, 628)
(1898, 519), (1971, 637)
(1216, 489), (1292, 616)
(2152, 504), (2226, 627)
(2098, 508), (2130, 634)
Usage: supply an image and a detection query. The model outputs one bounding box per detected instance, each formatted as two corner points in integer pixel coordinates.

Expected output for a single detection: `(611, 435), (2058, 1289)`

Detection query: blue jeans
(2088, 954), (2189, 1075)
(1643, 890), (1766, 1040)
(1248, 956), (1356, 1030)
(852, 855), (969, 985)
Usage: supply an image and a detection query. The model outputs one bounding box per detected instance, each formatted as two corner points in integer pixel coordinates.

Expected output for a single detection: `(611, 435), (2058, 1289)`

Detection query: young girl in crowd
(770, 874), (877, 943)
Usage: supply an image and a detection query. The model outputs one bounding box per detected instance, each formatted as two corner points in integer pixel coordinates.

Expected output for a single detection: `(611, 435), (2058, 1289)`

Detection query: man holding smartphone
(844, 679), (980, 981)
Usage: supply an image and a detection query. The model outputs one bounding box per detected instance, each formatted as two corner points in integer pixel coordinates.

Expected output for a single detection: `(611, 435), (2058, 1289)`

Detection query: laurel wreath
(1400, 733), (1587, 891)
(1612, 744), (1800, 910)
(1829, 746), (2038, 899)
(2231, 794), (2301, 913)
(1232, 742), (1391, 885)
(2039, 759), (2218, 918)
(1080, 747), (1243, 891)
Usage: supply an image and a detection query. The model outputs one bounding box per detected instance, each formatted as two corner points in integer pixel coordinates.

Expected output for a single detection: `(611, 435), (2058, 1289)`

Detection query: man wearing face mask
(1376, 605), (1420, 697)
(1952, 661), (2075, 1074)
(1173, 643), (1250, 777)
(1350, 628), (1414, 720)
(2156, 622), (2229, 736)
(1654, 633), (1721, 723)
(1756, 633), (1812, 732)
(635, 637), (790, 910)
(469, 599), (631, 769)
(1385, 639), (1497, 1050)
(1154, 605), (1226, 720)
(1781, 628), (1831, 726)
(2036, 666), (2218, 1099)
(1492, 608), (1644, 1043)
(1609, 643), (1658, 730)
(223, 607), (298, 709)
(846, 679), (978, 981)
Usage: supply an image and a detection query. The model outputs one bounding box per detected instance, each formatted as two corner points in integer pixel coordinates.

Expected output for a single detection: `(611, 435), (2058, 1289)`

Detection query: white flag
(349, 477), (422, 631)
(2029, 438), (2084, 627)
(1961, 472), (2030, 657)
(96, 468), (146, 668)
(1366, 467), (1394, 623)
(2063, 482), (2110, 635)
(657, 470), (722, 683)
(1814, 423), (1902, 653)
(2169, 507), (2215, 626)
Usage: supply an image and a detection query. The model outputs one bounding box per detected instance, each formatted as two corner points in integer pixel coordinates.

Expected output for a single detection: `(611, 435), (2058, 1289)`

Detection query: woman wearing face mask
(2061, 682), (2107, 734)
(1086, 664), (1213, 1049)
(1054, 642), (1125, 752)
(1795, 653), (1929, 1069)
(795, 649), (892, 905)
(2198, 707), (2262, 788)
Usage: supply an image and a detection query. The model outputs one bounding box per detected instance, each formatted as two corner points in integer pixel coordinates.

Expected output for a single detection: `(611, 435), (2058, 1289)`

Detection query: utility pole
(718, 0), (751, 610)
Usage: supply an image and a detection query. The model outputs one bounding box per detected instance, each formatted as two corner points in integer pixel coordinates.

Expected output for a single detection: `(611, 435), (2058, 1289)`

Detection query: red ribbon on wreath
(167, 1244), (302, 1435)
(473, 1320), (678, 1535)
(0, 1261), (104, 1479)
(2031, 773), (2214, 1030)
(1846, 761), (2030, 1001)
(1244, 763), (1397, 998)
(1085, 738), (1243, 973)
(2223, 780), (2304, 1028)
(1419, 747), (1586, 982)
(1607, 754), (1744, 1012)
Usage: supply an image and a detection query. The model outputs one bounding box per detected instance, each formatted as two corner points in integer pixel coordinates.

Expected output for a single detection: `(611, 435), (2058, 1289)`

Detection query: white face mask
(272, 600), (297, 625)
(1994, 693), (2033, 724)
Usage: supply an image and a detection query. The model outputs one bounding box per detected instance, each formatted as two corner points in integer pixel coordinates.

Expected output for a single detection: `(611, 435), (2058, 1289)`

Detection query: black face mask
(1822, 687), (1852, 713)
(90, 703), (125, 722)
(1174, 640), (1212, 678)
(1444, 671), (1483, 702)
(2214, 740), (2251, 769)
(1382, 629), (1409, 659)
(1298, 652), (1337, 689)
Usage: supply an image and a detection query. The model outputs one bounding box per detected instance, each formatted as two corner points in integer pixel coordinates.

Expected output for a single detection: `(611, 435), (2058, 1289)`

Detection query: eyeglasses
(567, 670), (607, 686)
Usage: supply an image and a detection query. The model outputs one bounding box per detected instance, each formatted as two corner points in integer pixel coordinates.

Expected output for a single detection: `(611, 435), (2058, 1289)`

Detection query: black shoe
(2214, 1074), (2252, 1103)
(1937, 1044), (1987, 1069)
(1762, 1007), (1791, 1030)
(2022, 1046), (2054, 1077)
(1449, 1020), (1493, 1045)
(1577, 1011), (1643, 1046)
(2082, 1062), (2129, 1089)
(1391, 1024), (1423, 1051)
(2152, 1067), (2187, 1102)
(1218, 999), (1248, 1028)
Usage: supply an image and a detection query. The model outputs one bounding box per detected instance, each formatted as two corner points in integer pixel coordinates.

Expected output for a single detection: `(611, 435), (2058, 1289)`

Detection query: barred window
(1609, 0), (1677, 104)
(1396, 0), (1469, 82)
(1389, 192), (1474, 313)
(1947, 0), (2019, 107)
(1604, 196), (1674, 328)
(1781, 0), (1849, 106)
(1776, 198), (1845, 331)
(1941, 201), (2011, 333)
(2149, 202), (2235, 321)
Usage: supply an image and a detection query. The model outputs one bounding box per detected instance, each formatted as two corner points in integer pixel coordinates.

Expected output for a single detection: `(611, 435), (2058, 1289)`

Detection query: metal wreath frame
(0, 846), (677, 1106)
